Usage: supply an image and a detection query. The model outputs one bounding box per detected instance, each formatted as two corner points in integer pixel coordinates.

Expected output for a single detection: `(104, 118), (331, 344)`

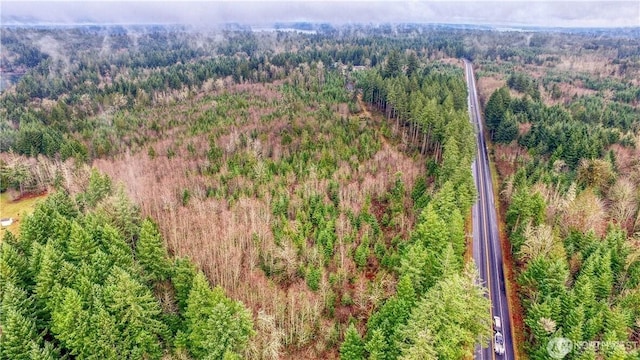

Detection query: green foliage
(0, 178), (254, 359)
(0, 306), (40, 360)
(507, 72), (534, 93)
(181, 273), (254, 359)
(365, 328), (388, 360)
(306, 265), (322, 291)
(14, 122), (64, 157)
(172, 257), (197, 313)
(485, 87), (511, 137)
(506, 187), (546, 240)
(102, 268), (168, 359)
(181, 188), (191, 206)
(137, 218), (172, 281)
(354, 235), (370, 268)
(398, 266), (491, 360)
(76, 169), (112, 209)
(494, 112), (519, 143)
(384, 51), (403, 79)
(340, 323), (365, 360)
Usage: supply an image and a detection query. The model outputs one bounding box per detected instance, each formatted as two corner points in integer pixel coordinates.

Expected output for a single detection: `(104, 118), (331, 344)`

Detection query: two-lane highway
(464, 59), (515, 360)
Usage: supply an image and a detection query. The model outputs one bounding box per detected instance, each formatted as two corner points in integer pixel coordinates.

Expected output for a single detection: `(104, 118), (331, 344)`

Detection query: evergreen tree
(172, 257), (197, 313)
(183, 272), (253, 359)
(88, 299), (121, 359)
(100, 186), (140, 244)
(0, 242), (31, 292)
(50, 287), (90, 357)
(340, 323), (365, 360)
(395, 274), (416, 304)
(136, 218), (171, 281)
(366, 296), (413, 359)
(67, 221), (97, 263)
(413, 204), (448, 250)
(365, 328), (388, 360)
(28, 341), (61, 360)
(398, 243), (429, 293)
(103, 267), (167, 360)
(398, 329), (437, 360)
(79, 169), (112, 208)
(35, 241), (62, 312)
(399, 266), (491, 360)
(494, 112), (519, 143)
(1, 282), (34, 324)
(406, 53), (419, 78)
(384, 51), (402, 78)
(485, 87), (511, 137)
(101, 223), (134, 269)
(0, 307), (39, 360)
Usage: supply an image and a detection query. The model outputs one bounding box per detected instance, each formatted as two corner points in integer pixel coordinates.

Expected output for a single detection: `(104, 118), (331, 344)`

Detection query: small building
(1, 218), (13, 227)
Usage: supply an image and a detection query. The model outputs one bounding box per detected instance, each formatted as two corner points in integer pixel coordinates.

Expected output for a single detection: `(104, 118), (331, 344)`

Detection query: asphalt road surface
(464, 59), (516, 360)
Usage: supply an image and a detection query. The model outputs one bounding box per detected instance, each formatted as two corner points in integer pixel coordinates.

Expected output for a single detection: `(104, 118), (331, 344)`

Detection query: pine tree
(100, 186), (140, 244)
(183, 272), (254, 359)
(28, 341), (61, 360)
(66, 221), (96, 263)
(485, 87), (511, 137)
(81, 169), (112, 208)
(0, 307), (39, 360)
(399, 265), (491, 360)
(50, 287), (89, 357)
(103, 267), (167, 360)
(365, 297), (413, 360)
(101, 223), (134, 269)
(88, 299), (120, 359)
(406, 53), (419, 78)
(1, 281), (34, 324)
(365, 328), (388, 360)
(172, 257), (197, 313)
(136, 218), (171, 281)
(399, 329), (437, 360)
(384, 51), (402, 79)
(413, 204), (448, 252)
(45, 191), (79, 220)
(340, 323), (365, 360)
(0, 242), (30, 292)
(398, 243), (429, 293)
(447, 209), (466, 259)
(439, 136), (460, 185)
(395, 274), (416, 304)
(494, 112), (519, 143)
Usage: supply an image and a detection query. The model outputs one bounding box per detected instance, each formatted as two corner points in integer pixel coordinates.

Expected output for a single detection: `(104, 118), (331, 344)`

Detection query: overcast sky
(2, 1), (639, 28)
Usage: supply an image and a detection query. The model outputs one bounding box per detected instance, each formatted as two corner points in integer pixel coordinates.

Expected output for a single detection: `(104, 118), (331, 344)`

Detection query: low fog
(2, 1), (639, 28)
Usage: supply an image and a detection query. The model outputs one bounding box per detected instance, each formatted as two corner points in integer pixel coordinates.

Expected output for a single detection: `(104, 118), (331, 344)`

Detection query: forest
(1, 23), (640, 359)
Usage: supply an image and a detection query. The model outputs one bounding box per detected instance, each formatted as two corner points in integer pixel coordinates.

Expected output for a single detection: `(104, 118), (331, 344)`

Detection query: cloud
(1, 1), (639, 28)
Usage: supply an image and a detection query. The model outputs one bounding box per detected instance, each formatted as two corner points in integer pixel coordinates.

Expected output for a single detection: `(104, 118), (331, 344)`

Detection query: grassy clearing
(0, 192), (49, 238)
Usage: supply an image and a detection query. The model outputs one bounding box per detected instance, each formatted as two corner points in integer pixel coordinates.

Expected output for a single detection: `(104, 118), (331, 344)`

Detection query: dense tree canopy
(0, 185), (253, 359)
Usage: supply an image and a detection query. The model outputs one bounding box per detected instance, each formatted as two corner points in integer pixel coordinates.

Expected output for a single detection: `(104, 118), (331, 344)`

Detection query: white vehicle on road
(494, 316), (502, 331)
(494, 332), (505, 355)
(494, 316), (505, 355)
